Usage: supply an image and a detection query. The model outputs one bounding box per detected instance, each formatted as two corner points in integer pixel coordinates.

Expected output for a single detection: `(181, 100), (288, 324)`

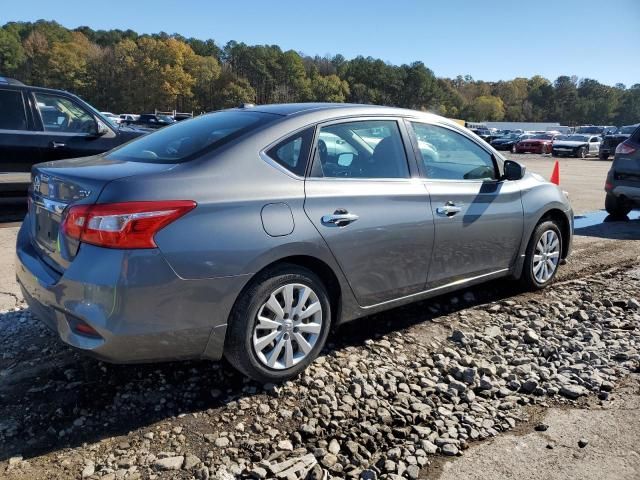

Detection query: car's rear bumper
(15, 218), (249, 363)
(608, 182), (640, 203)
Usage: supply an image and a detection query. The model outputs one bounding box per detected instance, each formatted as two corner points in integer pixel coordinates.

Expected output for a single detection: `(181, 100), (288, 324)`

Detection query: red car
(515, 133), (557, 154)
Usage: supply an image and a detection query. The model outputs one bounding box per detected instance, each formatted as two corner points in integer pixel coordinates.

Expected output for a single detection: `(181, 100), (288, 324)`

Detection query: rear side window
(0, 89), (27, 130)
(311, 120), (409, 179)
(107, 111), (278, 163)
(266, 127), (314, 176)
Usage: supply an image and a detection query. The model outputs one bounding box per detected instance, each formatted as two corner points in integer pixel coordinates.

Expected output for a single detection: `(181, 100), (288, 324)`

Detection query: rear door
(29, 90), (119, 160)
(406, 121), (524, 287)
(0, 88), (43, 172)
(304, 118), (434, 307)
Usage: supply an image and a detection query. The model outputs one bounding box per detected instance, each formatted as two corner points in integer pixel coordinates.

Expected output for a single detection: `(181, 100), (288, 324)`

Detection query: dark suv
(599, 124), (639, 160)
(605, 125), (640, 216)
(0, 77), (147, 192)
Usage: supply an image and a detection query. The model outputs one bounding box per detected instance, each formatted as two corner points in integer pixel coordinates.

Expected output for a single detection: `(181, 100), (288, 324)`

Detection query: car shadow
(574, 210), (640, 240)
(0, 275), (527, 462)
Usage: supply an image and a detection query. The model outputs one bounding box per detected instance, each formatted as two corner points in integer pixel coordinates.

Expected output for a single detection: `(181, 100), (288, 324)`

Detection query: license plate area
(35, 205), (62, 253)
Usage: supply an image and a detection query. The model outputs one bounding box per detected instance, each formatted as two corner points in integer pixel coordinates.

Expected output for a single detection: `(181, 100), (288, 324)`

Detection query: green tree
(0, 29), (25, 73)
(467, 95), (505, 121)
(309, 72), (349, 102)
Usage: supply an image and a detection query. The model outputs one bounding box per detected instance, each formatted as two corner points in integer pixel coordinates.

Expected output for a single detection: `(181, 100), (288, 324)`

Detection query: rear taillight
(615, 141), (636, 155)
(61, 201), (196, 249)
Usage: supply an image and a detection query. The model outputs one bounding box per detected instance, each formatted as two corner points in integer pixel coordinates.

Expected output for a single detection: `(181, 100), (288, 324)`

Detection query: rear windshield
(106, 110), (279, 163)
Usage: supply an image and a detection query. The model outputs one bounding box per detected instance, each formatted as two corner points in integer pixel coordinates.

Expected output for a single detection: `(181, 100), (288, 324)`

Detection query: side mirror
(91, 120), (109, 137)
(503, 160), (525, 181)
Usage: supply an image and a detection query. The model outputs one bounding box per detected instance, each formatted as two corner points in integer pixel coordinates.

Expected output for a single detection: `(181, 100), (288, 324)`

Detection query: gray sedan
(16, 104), (573, 382)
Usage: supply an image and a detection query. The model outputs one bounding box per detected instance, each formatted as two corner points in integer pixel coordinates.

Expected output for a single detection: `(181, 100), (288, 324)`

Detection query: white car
(118, 114), (139, 123)
(100, 112), (121, 124)
(552, 134), (601, 158)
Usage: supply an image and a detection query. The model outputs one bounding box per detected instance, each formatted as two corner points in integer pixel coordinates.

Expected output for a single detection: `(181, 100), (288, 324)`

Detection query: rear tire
(224, 264), (332, 383)
(520, 220), (562, 290)
(599, 152), (609, 160)
(605, 193), (632, 217)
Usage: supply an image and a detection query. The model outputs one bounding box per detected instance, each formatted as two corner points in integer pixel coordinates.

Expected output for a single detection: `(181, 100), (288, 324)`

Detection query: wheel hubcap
(252, 283), (323, 370)
(533, 230), (560, 283)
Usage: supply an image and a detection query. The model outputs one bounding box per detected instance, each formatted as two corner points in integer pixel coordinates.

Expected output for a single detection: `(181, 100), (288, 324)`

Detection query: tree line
(0, 20), (638, 125)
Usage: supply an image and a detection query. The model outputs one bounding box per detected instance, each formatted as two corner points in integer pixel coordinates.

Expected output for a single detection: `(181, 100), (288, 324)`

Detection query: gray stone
(441, 444), (459, 456)
(154, 456), (184, 471)
(560, 384), (587, 399)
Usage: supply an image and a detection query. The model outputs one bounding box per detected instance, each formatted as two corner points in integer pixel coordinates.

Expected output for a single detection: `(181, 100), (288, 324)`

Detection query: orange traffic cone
(550, 160), (560, 185)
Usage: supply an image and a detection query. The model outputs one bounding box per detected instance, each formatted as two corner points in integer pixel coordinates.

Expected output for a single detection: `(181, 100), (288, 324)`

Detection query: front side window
(266, 127), (314, 176)
(107, 111), (278, 163)
(0, 89), (28, 131)
(34, 93), (95, 134)
(411, 122), (497, 181)
(312, 120), (409, 179)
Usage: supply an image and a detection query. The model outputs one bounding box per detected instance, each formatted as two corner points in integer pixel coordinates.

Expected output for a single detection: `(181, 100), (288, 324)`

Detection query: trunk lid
(29, 155), (176, 273)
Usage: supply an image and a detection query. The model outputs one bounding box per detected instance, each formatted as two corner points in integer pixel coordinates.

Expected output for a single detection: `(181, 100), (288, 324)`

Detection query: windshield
(557, 135), (589, 142)
(106, 110), (279, 163)
(619, 126), (637, 134)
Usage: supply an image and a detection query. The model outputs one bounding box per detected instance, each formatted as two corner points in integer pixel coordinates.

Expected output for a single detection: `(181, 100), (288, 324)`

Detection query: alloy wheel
(252, 283), (323, 370)
(532, 230), (560, 284)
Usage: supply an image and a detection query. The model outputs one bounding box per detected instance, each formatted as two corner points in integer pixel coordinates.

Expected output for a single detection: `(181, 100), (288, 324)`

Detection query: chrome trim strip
(32, 193), (68, 215)
(362, 268), (510, 310)
(259, 151), (304, 181)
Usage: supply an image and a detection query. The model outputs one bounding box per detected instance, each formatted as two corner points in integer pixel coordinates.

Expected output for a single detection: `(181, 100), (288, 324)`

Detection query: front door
(304, 118), (434, 307)
(407, 121), (524, 287)
(30, 91), (117, 161)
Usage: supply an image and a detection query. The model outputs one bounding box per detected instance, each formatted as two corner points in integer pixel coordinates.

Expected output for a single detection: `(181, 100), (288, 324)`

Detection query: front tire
(225, 264), (331, 383)
(578, 146), (587, 158)
(599, 152), (609, 160)
(521, 220), (562, 290)
(605, 193), (632, 217)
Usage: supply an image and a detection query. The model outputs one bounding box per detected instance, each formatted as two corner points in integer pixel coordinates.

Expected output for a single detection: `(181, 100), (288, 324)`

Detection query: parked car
(604, 125), (640, 216)
(515, 133), (556, 154)
(100, 112), (120, 125)
(0, 78), (148, 175)
(174, 113), (194, 122)
(552, 134), (601, 158)
(491, 133), (533, 152)
(469, 127), (493, 142)
(575, 125), (617, 136)
(119, 114), (139, 123)
(16, 103), (573, 382)
(599, 124), (639, 160)
(122, 113), (176, 129)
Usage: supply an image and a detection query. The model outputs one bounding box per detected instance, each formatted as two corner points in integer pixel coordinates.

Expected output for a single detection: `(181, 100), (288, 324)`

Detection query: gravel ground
(0, 152), (638, 480)
(1, 230), (639, 479)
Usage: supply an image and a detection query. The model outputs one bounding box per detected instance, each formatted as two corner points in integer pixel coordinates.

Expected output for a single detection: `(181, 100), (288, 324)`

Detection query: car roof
(230, 103), (461, 130)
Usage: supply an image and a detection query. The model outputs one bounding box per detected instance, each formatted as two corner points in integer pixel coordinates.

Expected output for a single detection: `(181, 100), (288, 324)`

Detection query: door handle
(50, 141), (66, 149)
(321, 210), (359, 227)
(436, 203), (462, 217)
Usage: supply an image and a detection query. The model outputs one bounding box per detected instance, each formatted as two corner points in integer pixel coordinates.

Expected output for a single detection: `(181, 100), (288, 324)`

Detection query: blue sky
(2, 0), (639, 86)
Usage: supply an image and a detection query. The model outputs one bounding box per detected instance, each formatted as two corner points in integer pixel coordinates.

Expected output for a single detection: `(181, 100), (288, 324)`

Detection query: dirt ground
(0, 152), (638, 479)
